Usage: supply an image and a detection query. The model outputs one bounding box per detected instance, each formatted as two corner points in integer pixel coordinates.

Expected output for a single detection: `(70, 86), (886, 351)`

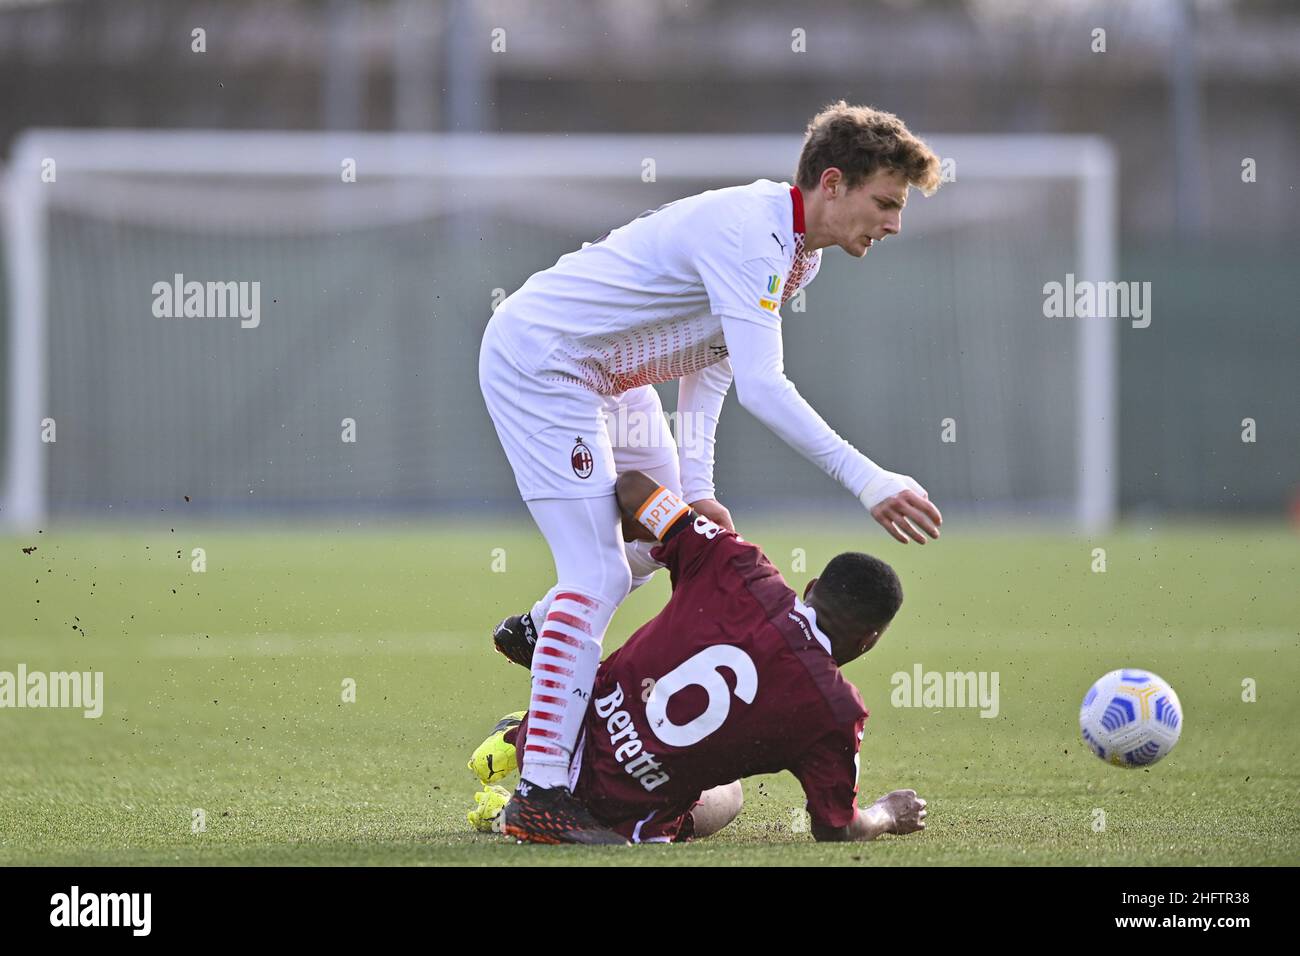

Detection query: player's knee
(557, 550), (631, 611)
(624, 538), (665, 580)
(601, 554), (633, 607)
(628, 571), (656, 594)
(720, 780), (743, 818)
(690, 780), (743, 839)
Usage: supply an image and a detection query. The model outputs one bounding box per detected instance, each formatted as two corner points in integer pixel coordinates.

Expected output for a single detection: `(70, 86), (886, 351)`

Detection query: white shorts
(480, 317), (682, 501)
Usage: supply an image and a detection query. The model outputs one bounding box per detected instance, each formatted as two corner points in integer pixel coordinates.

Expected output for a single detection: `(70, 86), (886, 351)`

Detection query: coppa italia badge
(571, 437), (594, 479)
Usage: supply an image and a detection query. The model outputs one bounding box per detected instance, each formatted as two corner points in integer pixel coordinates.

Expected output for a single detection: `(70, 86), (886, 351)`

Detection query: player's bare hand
(858, 472), (941, 544)
(870, 490), (942, 544)
(875, 789), (928, 835)
(688, 498), (735, 532)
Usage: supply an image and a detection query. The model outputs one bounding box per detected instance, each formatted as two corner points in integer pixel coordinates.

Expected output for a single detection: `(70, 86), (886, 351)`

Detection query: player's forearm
(812, 803), (892, 842)
(616, 471), (704, 546)
(741, 378), (876, 495)
(721, 315), (879, 498)
(676, 360), (732, 502)
(615, 471), (665, 539)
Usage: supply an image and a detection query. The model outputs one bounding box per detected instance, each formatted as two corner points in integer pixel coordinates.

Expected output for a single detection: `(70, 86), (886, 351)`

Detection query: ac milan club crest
(570, 437), (594, 479)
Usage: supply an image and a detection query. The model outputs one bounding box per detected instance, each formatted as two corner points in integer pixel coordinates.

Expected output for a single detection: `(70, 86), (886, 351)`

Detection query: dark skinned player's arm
(811, 791), (928, 842)
(616, 471), (681, 543)
(811, 808), (889, 843)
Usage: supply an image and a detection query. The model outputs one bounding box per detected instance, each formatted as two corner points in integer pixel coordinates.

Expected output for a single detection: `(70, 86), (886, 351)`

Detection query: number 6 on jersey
(645, 646), (758, 748)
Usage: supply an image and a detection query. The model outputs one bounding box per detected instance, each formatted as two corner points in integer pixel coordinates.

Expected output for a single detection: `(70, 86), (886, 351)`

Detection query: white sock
(532, 539), (662, 622)
(528, 584), (561, 630)
(520, 589), (611, 789)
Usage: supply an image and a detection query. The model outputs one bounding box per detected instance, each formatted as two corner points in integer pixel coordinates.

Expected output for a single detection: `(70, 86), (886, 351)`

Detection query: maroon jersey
(527, 512), (869, 841)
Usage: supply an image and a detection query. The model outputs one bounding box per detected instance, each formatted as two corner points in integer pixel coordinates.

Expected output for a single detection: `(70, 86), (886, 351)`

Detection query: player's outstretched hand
(871, 489), (942, 544)
(875, 789), (928, 835)
(687, 498), (735, 532)
(859, 471), (942, 544)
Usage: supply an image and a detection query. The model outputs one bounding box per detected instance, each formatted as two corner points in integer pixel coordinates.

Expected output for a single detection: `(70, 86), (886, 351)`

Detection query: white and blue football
(1079, 669), (1182, 768)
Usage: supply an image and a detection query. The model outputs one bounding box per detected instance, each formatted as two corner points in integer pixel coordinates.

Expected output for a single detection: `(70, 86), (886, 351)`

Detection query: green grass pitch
(1, 519), (1297, 866)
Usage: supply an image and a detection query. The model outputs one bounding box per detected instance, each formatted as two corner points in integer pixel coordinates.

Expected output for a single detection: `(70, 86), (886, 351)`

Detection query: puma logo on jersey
(771, 232), (787, 253)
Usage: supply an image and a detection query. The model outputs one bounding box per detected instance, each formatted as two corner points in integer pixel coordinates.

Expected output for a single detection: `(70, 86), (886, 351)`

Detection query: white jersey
(491, 179), (821, 394)
(482, 178), (912, 509)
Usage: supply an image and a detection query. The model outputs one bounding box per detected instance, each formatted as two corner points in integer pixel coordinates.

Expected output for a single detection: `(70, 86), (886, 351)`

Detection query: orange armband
(634, 485), (690, 541)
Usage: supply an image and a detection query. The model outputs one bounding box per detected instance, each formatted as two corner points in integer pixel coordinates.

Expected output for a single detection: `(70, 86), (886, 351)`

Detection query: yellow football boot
(467, 784), (512, 833)
(467, 710), (525, 785)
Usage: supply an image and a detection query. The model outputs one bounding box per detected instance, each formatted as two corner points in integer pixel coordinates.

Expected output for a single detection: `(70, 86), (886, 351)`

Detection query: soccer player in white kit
(479, 101), (944, 843)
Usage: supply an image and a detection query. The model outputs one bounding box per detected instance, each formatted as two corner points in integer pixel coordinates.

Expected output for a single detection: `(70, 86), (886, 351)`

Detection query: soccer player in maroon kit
(492, 470), (928, 844)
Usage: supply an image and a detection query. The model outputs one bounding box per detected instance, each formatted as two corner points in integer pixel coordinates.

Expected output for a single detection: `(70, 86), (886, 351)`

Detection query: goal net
(2, 131), (1116, 529)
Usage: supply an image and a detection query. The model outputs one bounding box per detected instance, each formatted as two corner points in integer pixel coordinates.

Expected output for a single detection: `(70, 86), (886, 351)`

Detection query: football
(1079, 669), (1183, 768)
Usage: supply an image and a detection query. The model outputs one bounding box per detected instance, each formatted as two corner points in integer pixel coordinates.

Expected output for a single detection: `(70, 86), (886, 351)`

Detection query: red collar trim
(790, 184), (805, 236)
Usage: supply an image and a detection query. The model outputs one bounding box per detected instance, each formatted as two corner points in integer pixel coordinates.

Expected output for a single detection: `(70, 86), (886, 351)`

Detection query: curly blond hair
(795, 100), (942, 196)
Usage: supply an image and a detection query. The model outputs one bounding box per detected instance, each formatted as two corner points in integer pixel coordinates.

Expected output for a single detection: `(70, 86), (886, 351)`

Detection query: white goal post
(2, 129), (1116, 531)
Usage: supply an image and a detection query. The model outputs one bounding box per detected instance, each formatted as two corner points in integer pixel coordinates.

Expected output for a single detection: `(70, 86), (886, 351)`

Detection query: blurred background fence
(0, 0), (1295, 526)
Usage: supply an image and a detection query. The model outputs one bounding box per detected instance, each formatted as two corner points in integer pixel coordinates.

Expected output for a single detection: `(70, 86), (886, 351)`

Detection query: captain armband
(634, 485), (691, 541)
